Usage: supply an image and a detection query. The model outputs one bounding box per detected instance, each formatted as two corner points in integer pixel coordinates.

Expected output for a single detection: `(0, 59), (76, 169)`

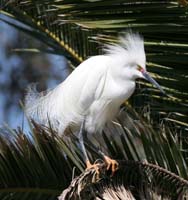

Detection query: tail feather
(24, 82), (84, 134)
(24, 84), (60, 128)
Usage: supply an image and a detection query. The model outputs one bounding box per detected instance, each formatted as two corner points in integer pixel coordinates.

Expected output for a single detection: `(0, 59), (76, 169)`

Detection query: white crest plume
(104, 32), (145, 67)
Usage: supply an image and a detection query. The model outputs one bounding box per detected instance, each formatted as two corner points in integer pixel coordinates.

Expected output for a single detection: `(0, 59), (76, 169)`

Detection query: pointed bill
(141, 71), (166, 95)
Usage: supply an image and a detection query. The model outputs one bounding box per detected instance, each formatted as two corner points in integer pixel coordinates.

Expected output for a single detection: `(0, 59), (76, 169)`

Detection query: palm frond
(0, 106), (187, 199)
(60, 161), (188, 200)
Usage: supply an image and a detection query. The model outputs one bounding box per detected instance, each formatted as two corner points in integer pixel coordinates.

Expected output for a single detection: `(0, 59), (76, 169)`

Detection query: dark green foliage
(0, 107), (187, 199)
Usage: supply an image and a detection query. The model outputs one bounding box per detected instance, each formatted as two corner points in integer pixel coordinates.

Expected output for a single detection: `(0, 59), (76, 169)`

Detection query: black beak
(141, 71), (166, 95)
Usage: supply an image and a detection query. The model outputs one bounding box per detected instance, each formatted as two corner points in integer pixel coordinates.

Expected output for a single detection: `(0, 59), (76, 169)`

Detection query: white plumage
(25, 32), (146, 135)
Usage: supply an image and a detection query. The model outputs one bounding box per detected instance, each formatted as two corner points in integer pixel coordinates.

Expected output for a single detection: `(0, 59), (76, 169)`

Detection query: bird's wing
(70, 55), (109, 112)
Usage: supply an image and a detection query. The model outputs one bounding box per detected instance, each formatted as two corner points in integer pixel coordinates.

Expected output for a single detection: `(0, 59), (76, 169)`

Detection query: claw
(85, 160), (101, 181)
(86, 160), (100, 174)
(104, 155), (119, 176)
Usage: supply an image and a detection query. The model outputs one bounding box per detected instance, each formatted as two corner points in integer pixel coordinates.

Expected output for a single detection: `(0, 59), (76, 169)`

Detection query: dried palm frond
(59, 161), (188, 200)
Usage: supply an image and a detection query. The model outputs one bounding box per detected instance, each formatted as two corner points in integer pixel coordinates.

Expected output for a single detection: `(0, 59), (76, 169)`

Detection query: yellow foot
(104, 155), (119, 176)
(86, 160), (100, 174)
(85, 160), (101, 181)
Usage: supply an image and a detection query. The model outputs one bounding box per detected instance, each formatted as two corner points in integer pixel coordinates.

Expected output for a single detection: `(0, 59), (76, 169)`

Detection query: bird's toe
(86, 160), (100, 174)
(104, 156), (119, 176)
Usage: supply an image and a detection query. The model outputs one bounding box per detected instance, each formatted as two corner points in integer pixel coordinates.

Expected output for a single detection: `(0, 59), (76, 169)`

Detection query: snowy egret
(25, 32), (165, 174)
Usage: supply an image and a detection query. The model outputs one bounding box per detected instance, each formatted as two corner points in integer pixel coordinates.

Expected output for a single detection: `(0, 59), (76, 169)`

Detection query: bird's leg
(83, 134), (119, 175)
(78, 122), (118, 175)
(78, 120), (89, 163)
(78, 121), (100, 172)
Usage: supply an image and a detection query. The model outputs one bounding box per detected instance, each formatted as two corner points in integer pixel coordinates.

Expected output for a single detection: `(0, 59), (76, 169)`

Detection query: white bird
(25, 32), (165, 173)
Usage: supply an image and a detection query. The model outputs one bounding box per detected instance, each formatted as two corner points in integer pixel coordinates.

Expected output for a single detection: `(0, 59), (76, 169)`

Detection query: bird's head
(105, 32), (166, 95)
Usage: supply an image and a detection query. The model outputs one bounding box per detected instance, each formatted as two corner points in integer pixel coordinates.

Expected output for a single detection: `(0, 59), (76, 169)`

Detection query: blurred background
(0, 16), (68, 130)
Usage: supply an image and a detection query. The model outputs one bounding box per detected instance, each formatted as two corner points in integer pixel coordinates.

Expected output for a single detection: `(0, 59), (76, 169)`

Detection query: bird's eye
(137, 65), (146, 74)
(137, 65), (143, 71)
